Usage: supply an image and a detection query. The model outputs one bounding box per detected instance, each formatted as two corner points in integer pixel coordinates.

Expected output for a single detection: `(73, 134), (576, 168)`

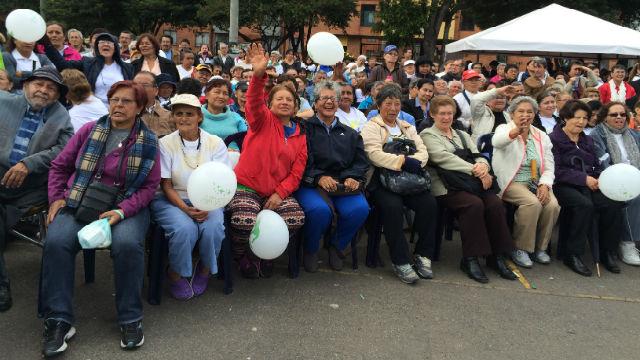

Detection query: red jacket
(598, 81), (636, 104)
(234, 74), (307, 198)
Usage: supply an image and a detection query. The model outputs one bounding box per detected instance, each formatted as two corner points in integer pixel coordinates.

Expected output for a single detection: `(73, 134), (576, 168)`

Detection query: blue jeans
(39, 208), (149, 325)
(150, 196), (225, 277)
(295, 187), (369, 254)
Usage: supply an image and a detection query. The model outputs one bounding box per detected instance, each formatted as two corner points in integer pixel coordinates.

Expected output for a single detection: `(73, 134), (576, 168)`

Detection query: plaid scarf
(66, 115), (158, 208)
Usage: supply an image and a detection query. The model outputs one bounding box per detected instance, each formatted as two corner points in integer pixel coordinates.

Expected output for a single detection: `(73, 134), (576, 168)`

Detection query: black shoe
(120, 320), (144, 350)
(0, 283), (12, 312)
(328, 247), (344, 271)
(260, 260), (274, 278)
(460, 257), (489, 284)
(42, 319), (75, 358)
(487, 255), (517, 281)
(303, 252), (319, 273)
(602, 252), (621, 274)
(563, 255), (592, 277)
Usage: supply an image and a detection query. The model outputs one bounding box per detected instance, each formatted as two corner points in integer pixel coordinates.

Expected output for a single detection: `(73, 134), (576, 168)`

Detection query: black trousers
(554, 184), (623, 256)
(372, 187), (438, 265)
(439, 191), (514, 257)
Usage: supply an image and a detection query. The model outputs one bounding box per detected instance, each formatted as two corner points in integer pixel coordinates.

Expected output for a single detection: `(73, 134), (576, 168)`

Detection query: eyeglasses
(608, 112), (626, 118)
(136, 83), (157, 89)
(108, 98), (136, 106)
(319, 96), (338, 102)
(97, 40), (114, 46)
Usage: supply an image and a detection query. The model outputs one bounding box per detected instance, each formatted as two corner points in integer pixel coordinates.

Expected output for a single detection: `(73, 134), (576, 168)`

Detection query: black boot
(460, 257), (489, 283)
(0, 282), (11, 312)
(487, 255), (517, 280)
(563, 255), (592, 277)
(601, 252), (621, 274)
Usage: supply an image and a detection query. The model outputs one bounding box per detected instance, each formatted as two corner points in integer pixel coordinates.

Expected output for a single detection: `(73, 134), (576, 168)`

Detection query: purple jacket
(549, 125), (602, 187)
(48, 121), (161, 217)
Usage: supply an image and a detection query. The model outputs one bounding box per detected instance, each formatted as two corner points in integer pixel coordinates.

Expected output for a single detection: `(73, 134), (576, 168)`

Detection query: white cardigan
(470, 88), (511, 143)
(491, 122), (555, 196)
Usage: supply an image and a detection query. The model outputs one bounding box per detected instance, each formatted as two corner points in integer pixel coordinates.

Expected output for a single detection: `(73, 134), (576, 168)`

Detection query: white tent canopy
(446, 4), (640, 59)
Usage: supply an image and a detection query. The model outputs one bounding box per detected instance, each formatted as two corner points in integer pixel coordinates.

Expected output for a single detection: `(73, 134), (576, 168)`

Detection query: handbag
(74, 147), (127, 224)
(433, 130), (499, 196)
(378, 138), (431, 195)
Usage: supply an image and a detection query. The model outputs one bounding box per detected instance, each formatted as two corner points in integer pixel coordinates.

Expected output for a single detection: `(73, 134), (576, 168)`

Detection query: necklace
(179, 130), (202, 169)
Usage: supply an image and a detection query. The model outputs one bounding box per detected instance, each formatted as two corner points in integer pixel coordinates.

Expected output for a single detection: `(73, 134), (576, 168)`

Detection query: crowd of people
(0, 24), (639, 358)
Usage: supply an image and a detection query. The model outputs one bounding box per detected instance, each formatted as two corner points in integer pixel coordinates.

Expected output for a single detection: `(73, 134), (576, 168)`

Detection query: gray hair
(448, 80), (463, 90)
(507, 96), (539, 114)
(313, 80), (341, 103)
(375, 83), (402, 106)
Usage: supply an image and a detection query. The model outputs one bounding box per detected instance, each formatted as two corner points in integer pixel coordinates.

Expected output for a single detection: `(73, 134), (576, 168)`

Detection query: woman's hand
(586, 176), (599, 191)
(480, 174), (493, 190)
(472, 163), (489, 178)
(318, 176), (338, 192)
(344, 178), (360, 191)
(47, 199), (66, 225)
(182, 206), (209, 223)
(246, 43), (269, 78)
(99, 209), (125, 226)
(496, 85), (516, 98)
(264, 193), (283, 210)
(536, 184), (550, 205)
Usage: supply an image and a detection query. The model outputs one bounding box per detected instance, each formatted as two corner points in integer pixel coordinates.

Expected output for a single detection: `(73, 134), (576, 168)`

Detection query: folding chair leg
(83, 249), (96, 284)
(221, 235), (233, 295)
(147, 226), (167, 305)
(288, 231), (301, 279)
(351, 232), (359, 270)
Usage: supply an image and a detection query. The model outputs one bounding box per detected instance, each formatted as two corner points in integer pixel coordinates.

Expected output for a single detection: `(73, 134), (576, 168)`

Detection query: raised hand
(246, 43), (269, 77)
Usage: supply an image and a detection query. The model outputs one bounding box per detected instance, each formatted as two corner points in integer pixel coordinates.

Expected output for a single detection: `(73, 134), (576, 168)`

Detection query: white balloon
(187, 161), (237, 211)
(249, 210), (289, 260)
(228, 151), (240, 169)
(307, 32), (344, 66)
(6, 9), (46, 43)
(599, 163), (640, 202)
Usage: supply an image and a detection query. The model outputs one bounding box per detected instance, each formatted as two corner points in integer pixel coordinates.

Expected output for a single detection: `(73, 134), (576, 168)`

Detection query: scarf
(66, 115), (158, 208)
(609, 79), (627, 102)
(602, 122), (640, 168)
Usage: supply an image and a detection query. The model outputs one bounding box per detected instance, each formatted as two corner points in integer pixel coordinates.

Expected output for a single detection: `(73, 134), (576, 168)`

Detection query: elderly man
(133, 71), (175, 137)
(0, 67), (73, 312)
(213, 42), (235, 75)
(453, 70), (483, 131)
(195, 64), (212, 96)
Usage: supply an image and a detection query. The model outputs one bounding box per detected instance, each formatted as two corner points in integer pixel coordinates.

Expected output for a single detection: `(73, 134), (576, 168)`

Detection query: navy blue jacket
(302, 116), (369, 186)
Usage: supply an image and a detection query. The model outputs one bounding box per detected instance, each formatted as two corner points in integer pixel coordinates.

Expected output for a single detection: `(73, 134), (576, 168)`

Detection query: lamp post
(229, 0), (239, 44)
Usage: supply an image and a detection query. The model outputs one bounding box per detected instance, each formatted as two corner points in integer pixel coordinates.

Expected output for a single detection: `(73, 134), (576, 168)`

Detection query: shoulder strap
(453, 129), (469, 149)
(462, 91), (471, 105)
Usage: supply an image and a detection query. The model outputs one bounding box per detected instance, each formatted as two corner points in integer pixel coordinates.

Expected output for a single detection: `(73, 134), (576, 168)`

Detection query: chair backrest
(477, 133), (494, 161)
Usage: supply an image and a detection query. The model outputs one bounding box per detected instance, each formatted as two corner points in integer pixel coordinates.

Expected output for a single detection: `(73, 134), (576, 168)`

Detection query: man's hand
(47, 199), (66, 225)
(318, 176), (338, 192)
(264, 193), (283, 210)
(344, 178), (360, 191)
(1, 162), (29, 189)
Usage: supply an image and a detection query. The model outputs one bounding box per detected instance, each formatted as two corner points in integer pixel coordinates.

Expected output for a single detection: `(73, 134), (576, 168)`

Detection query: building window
(163, 30), (177, 44)
(460, 11), (475, 31)
(361, 5), (376, 27)
(195, 32), (210, 47)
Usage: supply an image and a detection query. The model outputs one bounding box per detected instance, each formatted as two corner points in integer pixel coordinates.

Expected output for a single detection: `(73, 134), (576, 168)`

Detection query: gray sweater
(0, 91), (74, 189)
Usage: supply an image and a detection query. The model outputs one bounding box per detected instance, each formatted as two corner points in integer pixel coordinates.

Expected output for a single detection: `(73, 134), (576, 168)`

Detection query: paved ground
(2, 233), (640, 360)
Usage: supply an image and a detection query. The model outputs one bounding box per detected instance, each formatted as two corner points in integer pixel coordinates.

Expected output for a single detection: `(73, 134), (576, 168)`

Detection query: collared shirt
(415, 97), (429, 121)
(320, 118), (338, 134)
(9, 104), (45, 165)
(12, 49), (41, 73)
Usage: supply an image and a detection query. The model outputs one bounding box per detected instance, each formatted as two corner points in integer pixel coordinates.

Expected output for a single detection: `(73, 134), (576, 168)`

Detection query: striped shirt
(9, 106), (44, 165)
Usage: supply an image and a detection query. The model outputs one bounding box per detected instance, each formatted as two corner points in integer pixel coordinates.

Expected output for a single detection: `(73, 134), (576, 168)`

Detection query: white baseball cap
(403, 60), (416, 66)
(170, 94), (202, 109)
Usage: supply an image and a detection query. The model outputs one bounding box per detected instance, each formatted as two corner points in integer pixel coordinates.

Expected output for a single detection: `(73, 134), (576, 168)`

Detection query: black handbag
(378, 138), (431, 195)
(433, 130), (499, 195)
(74, 147), (127, 223)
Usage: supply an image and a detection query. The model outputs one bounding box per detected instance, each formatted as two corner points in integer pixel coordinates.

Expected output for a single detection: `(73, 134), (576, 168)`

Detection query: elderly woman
(200, 78), (247, 150)
(532, 90), (560, 134)
(550, 100), (624, 276)
(41, 81), (160, 354)
(361, 84), (437, 284)
(61, 69), (109, 132)
(422, 96), (516, 283)
(131, 33), (180, 81)
(2, 36), (53, 92)
(43, 33), (134, 107)
(227, 43), (306, 279)
(470, 83), (513, 141)
(150, 94), (230, 300)
(492, 96), (560, 268)
(590, 101), (640, 266)
(296, 81), (370, 272)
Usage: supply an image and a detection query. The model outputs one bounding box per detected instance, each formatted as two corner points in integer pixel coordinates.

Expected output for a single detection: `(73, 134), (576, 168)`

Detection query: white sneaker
(619, 242), (640, 266)
(532, 250), (551, 264)
(511, 249), (533, 268)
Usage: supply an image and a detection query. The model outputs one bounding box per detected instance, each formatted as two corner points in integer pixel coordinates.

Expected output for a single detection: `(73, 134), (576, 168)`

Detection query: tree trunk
(439, 12), (454, 64)
(422, 0), (452, 59)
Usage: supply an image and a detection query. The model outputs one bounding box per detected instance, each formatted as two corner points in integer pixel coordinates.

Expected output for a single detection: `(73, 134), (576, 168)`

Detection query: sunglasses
(608, 112), (626, 118)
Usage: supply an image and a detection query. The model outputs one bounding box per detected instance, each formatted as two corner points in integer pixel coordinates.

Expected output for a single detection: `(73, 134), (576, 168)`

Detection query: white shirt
(69, 95), (109, 132)
(453, 90), (476, 130)
(613, 134), (630, 164)
(12, 49), (41, 73)
(176, 65), (193, 80)
(336, 107), (367, 132)
(539, 115), (556, 134)
(385, 124), (402, 137)
(94, 62), (124, 107)
(355, 88), (365, 103)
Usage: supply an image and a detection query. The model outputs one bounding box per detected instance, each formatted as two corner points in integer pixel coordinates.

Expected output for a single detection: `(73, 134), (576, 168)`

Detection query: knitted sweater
(200, 104), (248, 150)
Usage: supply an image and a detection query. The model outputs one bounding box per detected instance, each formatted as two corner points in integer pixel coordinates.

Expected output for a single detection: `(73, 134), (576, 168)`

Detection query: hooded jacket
(44, 33), (134, 92)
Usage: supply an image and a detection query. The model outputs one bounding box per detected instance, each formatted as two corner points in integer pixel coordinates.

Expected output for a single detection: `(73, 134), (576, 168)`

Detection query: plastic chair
(9, 204), (48, 247)
(477, 133), (494, 161)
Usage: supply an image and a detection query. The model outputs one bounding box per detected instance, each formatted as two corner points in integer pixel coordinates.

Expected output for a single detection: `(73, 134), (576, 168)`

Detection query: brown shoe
(328, 247), (344, 271)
